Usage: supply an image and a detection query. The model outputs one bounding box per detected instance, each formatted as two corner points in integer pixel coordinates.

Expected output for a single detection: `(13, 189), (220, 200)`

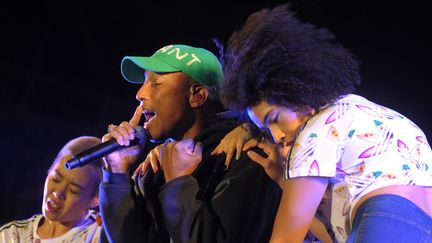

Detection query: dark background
(0, 0), (430, 225)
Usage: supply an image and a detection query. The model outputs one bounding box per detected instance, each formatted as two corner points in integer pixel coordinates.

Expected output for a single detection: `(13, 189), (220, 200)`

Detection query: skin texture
(218, 4), (432, 242)
(208, 102), (334, 242)
(210, 124), (252, 168)
(247, 101), (315, 147)
(247, 100), (432, 242)
(247, 101), (329, 243)
(104, 70), (210, 183)
(242, 138), (285, 185)
(158, 138), (203, 183)
(271, 177), (328, 243)
(137, 71), (196, 141)
(39, 145), (99, 238)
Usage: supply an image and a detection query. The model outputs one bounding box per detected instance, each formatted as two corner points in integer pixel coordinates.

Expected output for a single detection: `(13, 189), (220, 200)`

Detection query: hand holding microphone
(65, 106), (146, 173)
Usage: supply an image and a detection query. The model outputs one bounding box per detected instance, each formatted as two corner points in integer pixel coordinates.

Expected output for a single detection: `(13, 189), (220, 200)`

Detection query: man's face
(136, 70), (195, 141)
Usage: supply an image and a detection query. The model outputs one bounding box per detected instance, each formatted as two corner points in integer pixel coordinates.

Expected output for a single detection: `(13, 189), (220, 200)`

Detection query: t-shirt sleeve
(286, 131), (340, 179)
(285, 104), (355, 180)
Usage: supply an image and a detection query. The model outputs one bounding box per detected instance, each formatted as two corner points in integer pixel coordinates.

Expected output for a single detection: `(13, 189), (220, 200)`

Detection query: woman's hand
(133, 143), (163, 176)
(243, 138), (285, 185)
(211, 123), (252, 169)
(133, 139), (202, 183)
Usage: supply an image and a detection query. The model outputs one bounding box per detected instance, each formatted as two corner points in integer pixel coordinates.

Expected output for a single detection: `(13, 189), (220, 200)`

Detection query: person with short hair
(0, 136), (103, 243)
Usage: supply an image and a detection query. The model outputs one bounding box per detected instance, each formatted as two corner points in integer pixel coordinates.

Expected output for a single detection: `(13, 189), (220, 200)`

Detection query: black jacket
(99, 117), (281, 243)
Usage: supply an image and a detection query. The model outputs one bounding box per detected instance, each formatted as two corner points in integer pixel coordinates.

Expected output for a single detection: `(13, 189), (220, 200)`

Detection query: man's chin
(146, 129), (165, 143)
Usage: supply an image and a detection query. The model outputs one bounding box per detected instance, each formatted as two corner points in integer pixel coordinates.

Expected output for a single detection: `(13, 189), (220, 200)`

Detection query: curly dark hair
(220, 4), (362, 112)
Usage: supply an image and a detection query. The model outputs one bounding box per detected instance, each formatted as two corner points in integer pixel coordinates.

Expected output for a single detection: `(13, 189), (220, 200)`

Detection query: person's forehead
(53, 153), (74, 171)
(145, 70), (187, 78)
(247, 101), (273, 127)
(149, 70), (191, 86)
(53, 155), (97, 183)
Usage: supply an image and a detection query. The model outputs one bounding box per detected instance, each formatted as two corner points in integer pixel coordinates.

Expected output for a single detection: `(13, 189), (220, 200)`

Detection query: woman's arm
(309, 217), (334, 243)
(270, 177), (328, 243)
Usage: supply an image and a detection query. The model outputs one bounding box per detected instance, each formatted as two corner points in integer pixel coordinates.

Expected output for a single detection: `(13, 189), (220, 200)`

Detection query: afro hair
(220, 4), (361, 112)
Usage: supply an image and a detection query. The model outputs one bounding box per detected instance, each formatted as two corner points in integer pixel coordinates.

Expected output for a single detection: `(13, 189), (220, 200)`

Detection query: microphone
(65, 127), (148, 170)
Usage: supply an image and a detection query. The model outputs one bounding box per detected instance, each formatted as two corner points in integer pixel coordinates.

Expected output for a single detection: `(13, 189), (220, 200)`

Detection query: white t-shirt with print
(0, 211), (101, 243)
(285, 94), (432, 242)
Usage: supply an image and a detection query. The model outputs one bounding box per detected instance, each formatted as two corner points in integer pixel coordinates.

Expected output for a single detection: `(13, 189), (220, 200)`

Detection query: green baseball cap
(121, 44), (223, 97)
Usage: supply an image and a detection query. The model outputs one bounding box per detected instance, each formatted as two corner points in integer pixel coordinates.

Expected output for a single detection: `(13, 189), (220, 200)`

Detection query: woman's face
(42, 152), (99, 226)
(247, 101), (312, 148)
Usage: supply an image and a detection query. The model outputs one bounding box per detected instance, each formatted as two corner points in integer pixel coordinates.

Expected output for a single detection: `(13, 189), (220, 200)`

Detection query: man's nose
(136, 82), (150, 102)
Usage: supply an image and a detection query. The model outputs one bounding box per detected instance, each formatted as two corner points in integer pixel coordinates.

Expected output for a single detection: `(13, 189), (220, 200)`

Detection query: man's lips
(142, 110), (156, 129)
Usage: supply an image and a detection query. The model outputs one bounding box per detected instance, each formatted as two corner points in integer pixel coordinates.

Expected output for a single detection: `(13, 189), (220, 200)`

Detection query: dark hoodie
(99, 117), (282, 243)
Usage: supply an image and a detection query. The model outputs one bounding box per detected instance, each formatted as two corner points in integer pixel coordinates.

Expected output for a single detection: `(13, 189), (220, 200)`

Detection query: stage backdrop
(0, 0), (430, 225)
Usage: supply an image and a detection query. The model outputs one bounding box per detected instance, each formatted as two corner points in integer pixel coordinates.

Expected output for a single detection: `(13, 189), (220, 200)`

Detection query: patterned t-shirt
(285, 94), (432, 242)
(0, 210), (101, 243)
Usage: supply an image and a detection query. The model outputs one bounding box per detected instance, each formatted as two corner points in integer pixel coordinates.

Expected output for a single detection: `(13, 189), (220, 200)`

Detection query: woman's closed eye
(264, 110), (280, 126)
(270, 112), (280, 124)
(69, 182), (86, 195)
(70, 188), (83, 195)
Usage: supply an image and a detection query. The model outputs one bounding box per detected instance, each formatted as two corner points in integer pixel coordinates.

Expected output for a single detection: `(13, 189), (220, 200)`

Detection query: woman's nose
(268, 127), (283, 144)
(53, 190), (65, 200)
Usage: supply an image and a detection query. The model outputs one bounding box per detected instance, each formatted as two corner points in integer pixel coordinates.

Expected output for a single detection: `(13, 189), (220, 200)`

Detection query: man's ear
(189, 85), (209, 108)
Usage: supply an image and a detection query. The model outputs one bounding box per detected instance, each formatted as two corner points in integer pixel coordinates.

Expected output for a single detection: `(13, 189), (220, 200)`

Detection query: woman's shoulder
(0, 214), (40, 230)
(304, 94), (363, 133)
(0, 214), (41, 241)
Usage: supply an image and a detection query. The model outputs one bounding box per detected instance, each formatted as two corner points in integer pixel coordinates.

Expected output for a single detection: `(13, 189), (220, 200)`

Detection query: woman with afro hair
(219, 4), (432, 243)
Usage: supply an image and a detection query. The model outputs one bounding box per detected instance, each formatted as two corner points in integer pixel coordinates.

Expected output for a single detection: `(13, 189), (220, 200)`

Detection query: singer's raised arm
(98, 106), (166, 242)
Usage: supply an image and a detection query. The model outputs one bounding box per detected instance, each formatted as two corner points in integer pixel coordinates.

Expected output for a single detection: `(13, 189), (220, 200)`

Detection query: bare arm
(270, 177), (328, 243)
(309, 217), (334, 243)
(242, 138), (332, 242)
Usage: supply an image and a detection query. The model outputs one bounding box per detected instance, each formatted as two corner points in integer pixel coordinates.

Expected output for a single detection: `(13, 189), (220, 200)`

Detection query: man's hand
(103, 106), (144, 173)
(161, 139), (203, 182)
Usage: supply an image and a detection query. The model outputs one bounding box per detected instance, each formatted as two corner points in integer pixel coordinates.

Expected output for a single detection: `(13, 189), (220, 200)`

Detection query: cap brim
(121, 56), (179, 83)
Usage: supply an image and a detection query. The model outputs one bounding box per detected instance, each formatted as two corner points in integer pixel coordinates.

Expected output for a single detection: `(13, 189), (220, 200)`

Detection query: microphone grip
(65, 126), (148, 170)
(64, 140), (120, 170)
